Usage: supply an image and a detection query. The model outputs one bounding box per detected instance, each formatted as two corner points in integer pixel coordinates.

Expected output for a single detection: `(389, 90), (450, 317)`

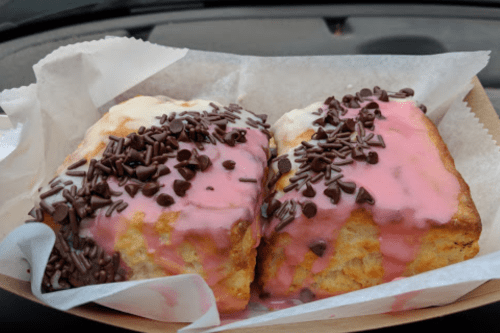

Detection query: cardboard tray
(0, 76), (499, 332)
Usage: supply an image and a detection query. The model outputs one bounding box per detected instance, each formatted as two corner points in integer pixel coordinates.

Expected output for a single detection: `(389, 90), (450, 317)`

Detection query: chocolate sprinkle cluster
(263, 87), (423, 234)
(26, 101), (269, 292)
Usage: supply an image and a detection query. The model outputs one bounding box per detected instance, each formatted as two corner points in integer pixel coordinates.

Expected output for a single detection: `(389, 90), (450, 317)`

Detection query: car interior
(1, 1), (500, 332)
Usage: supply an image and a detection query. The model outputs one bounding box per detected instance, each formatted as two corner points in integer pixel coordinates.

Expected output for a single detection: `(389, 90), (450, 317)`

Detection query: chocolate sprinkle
(67, 158), (87, 170)
(239, 177), (258, 183)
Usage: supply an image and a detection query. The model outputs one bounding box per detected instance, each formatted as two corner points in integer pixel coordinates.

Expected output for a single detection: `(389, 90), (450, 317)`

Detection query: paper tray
(1, 76), (498, 333)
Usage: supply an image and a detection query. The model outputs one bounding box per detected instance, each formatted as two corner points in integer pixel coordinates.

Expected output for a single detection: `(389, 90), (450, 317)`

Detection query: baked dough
(31, 96), (271, 313)
(257, 87), (481, 301)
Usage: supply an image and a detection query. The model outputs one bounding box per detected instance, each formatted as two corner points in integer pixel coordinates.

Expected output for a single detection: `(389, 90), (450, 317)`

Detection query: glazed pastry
(257, 87), (481, 302)
(28, 96), (271, 313)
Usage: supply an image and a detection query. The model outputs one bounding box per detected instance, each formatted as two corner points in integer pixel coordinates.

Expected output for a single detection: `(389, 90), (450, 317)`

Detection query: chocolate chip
(324, 183), (341, 204)
(302, 182), (316, 198)
(92, 181), (111, 199)
(266, 198), (282, 216)
(173, 179), (191, 197)
(206, 186), (214, 191)
(177, 130), (190, 142)
(348, 99), (360, 108)
(142, 182), (160, 197)
(198, 155), (212, 171)
(419, 104), (427, 114)
(400, 88), (414, 96)
(312, 127), (328, 140)
(128, 133), (145, 151)
(169, 119), (184, 134)
(337, 180), (356, 194)
(155, 164), (171, 178)
(374, 110), (385, 120)
(345, 118), (356, 131)
(309, 240), (327, 257)
(124, 183), (141, 198)
(52, 204), (69, 223)
(256, 114), (268, 123)
(365, 102), (379, 109)
(223, 130), (239, 147)
(212, 119), (228, 130)
(186, 155), (200, 170)
(151, 131), (168, 142)
(310, 157), (325, 173)
(135, 165), (157, 182)
(166, 136), (180, 149)
(277, 158), (292, 174)
(125, 149), (145, 165)
(176, 149), (192, 161)
(299, 288), (316, 303)
(351, 147), (366, 161)
(178, 167), (196, 181)
(366, 151), (378, 164)
(301, 201), (317, 218)
(222, 160), (236, 170)
(356, 187), (375, 205)
(359, 88), (372, 97)
(156, 193), (175, 207)
(379, 90), (389, 102)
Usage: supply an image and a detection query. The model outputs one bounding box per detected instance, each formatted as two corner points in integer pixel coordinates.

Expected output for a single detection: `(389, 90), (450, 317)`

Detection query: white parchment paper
(0, 36), (498, 332)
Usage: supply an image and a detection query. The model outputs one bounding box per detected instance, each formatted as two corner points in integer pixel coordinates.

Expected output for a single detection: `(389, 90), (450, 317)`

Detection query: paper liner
(0, 37), (498, 332)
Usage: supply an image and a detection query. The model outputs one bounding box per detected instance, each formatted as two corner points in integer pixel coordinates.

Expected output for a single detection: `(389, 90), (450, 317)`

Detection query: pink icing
(262, 99), (461, 296)
(79, 127), (269, 302)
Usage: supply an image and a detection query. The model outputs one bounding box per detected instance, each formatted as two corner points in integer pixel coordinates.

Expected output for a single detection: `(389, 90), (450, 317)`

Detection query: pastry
(257, 87), (481, 302)
(28, 96), (272, 313)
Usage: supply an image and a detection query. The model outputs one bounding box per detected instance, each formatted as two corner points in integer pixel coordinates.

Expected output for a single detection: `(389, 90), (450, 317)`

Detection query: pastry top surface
(36, 95), (271, 265)
(269, 93), (464, 230)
